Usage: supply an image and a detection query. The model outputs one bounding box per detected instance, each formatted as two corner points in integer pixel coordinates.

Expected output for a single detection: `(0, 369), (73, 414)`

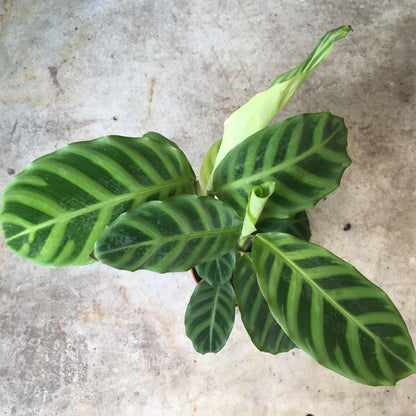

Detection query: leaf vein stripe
(6, 177), (193, 242)
(217, 121), (342, 191)
(98, 226), (241, 255)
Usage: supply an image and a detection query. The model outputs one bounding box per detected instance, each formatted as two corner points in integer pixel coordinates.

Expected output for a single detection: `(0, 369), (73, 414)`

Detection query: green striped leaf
(253, 232), (416, 385)
(206, 25), (352, 192)
(0, 133), (195, 266)
(195, 249), (235, 286)
(235, 254), (296, 354)
(213, 112), (350, 218)
(257, 211), (311, 241)
(95, 195), (242, 272)
(185, 280), (235, 354)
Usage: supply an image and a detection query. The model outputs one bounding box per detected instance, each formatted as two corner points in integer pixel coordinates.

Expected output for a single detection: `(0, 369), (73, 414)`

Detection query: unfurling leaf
(240, 181), (275, 242)
(205, 25), (352, 191)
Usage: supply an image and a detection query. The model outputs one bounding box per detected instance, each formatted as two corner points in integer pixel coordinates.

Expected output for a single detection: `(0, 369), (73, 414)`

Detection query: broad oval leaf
(207, 25), (352, 191)
(0, 133), (195, 266)
(253, 232), (416, 385)
(235, 254), (296, 354)
(95, 195), (242, 272)
(195, 249), (235, 286)
(256, 211), (311, 241)
(213, 112), (350, 218)
(185, 280), (235, 354)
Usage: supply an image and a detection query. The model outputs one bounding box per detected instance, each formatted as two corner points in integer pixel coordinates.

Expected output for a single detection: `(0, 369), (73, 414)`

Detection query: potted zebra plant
(1, 25), (415, 386)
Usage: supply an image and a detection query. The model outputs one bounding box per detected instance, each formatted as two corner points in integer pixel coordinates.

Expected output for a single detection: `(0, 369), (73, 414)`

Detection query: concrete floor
(1, 0), (415, 415)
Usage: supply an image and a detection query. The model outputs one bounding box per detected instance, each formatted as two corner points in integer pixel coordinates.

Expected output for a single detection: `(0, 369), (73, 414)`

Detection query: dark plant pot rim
(190, 267), (202, 284)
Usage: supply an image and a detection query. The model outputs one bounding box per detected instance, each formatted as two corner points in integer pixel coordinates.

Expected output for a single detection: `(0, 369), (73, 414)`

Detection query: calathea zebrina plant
(1, 26), (415, 386)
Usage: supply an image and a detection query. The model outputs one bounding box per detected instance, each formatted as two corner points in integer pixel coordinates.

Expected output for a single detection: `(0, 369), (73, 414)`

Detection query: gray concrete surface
(1, 0), (415, 415)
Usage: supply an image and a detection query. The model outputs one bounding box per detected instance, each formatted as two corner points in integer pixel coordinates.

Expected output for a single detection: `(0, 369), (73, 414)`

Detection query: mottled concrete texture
(0, 1), (415, 415)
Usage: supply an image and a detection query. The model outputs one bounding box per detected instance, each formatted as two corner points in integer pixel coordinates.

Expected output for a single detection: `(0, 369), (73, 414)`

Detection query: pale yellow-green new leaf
(199, 139), (221, 194)
(205, 25), (352, 193)
(239, 181), (275, 246)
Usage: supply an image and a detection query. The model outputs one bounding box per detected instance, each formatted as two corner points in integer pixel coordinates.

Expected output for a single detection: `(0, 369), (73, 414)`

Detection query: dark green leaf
(213, 112), (350, 218)
(0, 134), (195, 266)
(95, 195), (242, 272)
(235, 254), (296, 354)
(256, 211), (311, 241)
(253, 232), (416, 386)
(185, 280), (235, 354)
(195, 249), (235, 286)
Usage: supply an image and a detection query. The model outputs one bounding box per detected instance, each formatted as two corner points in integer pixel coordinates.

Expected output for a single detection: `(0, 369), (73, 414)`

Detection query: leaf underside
(235, 254), (296, 354)
(95, 195), (242, 273)
(0, 133), (195, 266)
(253, 232), (416, 386)
(213, 112), (351, 218)
(185, 280), (235, 354)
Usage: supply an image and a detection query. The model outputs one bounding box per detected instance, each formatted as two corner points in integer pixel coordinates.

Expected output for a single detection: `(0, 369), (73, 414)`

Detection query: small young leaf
(235, 254), (296, 354)
(195, 249), (235, 286)
(185, 280), (235, 354)
(95, 195), (242, 272)
(240, 181), (275, 241)
(253, 232), (416, 386)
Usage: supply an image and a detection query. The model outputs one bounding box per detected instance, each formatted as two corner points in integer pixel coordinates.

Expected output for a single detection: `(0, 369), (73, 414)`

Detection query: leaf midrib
(216, 124), (341, 191)
(258, 234), (413, 371)
(98, 226), (241, 254)
(210, 286), (220, 351)
(6, 177), (193, 242)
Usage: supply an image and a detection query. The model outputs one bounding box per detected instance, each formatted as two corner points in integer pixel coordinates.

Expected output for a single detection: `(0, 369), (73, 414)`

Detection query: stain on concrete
(2, 319), (88, 410)
(136, 322), (164, 376)
(148, 76), (156, 117)
(10, 120), (17, 137)
(77, 299), (127, 327)
(119, 285), (129, 303)
(48, 65), (64, 95)
(0, 0), (8, 20)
